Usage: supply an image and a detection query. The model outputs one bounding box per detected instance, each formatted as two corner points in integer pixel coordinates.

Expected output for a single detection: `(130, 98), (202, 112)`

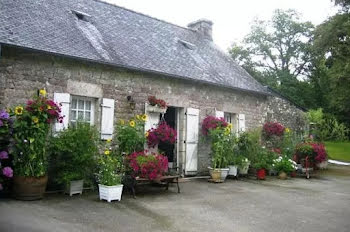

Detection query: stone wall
(0, 46), (306, 174)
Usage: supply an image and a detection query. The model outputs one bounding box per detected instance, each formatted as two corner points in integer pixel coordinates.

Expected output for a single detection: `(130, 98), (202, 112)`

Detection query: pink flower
(0, 151), (9, 159)
(2, 167), (13, 178)
(202, 116), (228, 136)
(263, 122), (285, 137)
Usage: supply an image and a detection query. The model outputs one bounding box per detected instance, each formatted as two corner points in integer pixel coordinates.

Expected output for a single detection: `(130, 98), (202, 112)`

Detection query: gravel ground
(1, 164), (350, 232)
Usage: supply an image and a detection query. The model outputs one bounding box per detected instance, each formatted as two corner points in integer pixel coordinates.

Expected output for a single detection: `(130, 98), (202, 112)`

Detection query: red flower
(147, 122), (177, 147)
(202, 116), (228, 136)
(263, 122), (285, 137)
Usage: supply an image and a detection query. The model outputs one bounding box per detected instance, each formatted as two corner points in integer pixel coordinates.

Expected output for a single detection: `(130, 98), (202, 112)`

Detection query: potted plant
(272, 155), (298, 179)
(147, 122), (177, 148)
(96, 145), (124, 202)
(207, 127), (231, 181)
(238, 157), (250, 175)
(48, 122), (98, 196)
(127, 150), (168, 180)
(146, 96), (167, 114)
(252, 149), (272, 180)
(11, 89), (63, 200)
(0, 109), (14, 196)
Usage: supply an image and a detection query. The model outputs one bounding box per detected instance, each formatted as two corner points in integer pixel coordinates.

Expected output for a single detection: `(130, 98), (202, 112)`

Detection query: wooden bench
(128, 175), (181, 198)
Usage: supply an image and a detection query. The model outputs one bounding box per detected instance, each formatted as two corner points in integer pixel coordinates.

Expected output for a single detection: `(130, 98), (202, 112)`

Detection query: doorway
(158, 106), (177, 169)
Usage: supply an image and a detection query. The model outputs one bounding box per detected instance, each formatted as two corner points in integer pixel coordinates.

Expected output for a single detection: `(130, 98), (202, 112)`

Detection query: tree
(312, 12), (350, 127)
(229, 9), (316, 108)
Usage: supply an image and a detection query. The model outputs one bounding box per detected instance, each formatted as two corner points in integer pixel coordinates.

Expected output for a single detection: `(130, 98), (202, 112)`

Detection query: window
(70, 96), (95, 125)
(224, 112), (238, 133)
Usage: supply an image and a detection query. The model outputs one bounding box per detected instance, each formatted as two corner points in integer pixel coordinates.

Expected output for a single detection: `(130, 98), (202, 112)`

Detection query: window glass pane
(71, 110), (77, 121)
(85, 112), (91, 121)
(72, 99), (77, 109)
(85, 101), (91, 110)
(78, 111), (84, 120)
(78, 100), (84, 110)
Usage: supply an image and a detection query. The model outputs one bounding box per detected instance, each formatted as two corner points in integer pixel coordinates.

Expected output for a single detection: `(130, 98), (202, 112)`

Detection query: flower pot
(256, 169), (266, 180)
(228, 165), (238, 177)
(146, 105), (167, 114)
(13, 175), (48, 200)
(208, 167), (229, 181)
(98, 184), (123, 202)
(65, 179), (84, 196)
(278, 171), (288, 180)
(238, 162), (250, 175)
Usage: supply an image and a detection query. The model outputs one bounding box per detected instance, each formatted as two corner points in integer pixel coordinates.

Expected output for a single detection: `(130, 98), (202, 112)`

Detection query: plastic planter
(98, 184), (123, 202)
(256, 169), (266, 180)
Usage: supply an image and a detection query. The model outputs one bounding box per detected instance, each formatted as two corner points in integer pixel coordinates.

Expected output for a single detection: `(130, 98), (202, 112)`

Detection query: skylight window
(72, 10), (91, 22)
(178, 39), (196, 50)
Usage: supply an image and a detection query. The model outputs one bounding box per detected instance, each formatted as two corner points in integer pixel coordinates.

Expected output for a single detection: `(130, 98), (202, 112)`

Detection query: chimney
(187, 19), (213, 41)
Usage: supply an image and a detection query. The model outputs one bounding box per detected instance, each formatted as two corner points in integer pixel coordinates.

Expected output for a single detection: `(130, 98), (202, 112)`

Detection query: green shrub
(48, 122), (99, 186)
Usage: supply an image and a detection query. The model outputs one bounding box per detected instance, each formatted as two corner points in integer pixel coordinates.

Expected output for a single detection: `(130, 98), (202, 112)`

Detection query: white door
(144, 103), (161, 151)
(185, 108), (199, 175)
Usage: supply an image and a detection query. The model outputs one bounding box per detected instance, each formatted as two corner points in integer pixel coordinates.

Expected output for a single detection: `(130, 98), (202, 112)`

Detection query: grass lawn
(325, 141), (350, 162)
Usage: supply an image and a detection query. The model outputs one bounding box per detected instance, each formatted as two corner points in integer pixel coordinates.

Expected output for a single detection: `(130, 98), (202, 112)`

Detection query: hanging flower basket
(146, 105), (167, 114)
(147, 96), (167, 113)
(147, 122), (177, 148)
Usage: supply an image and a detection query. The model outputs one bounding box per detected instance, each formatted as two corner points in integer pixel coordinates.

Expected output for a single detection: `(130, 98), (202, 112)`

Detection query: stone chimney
(187, 19), (213, 41)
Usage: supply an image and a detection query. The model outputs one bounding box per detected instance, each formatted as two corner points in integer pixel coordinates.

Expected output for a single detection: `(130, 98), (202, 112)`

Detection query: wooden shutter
(215, 110), (224, 118)
(238, 114), (246, 132)
(54, 93), (70, 132)
(185, 108), (199, 175)
(101, 98), (115, 140)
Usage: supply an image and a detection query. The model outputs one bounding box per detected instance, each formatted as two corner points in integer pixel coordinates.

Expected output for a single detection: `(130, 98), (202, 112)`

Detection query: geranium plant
(202, 116), (229, 136)
(11, 89), (63, 177)
(0, 109), (13, 191)
(147, 122), (177, 148)
(272, 155), (298, 174)
(148, 96), (167, 109)
(295, 142), (327, 163)
(127, 150), (168, 180)
(116, 115), (147, 155)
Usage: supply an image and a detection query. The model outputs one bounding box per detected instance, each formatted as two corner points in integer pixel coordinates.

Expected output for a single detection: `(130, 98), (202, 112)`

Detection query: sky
(104, 0), (338, 51)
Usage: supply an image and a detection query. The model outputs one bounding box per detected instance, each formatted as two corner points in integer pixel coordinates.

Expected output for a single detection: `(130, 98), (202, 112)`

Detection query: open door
(185, 108), (199, 175)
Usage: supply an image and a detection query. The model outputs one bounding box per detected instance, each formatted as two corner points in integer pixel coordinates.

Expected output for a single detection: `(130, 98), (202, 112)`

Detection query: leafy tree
(312, 12), (350, 128)
(229, 9), (316, 108)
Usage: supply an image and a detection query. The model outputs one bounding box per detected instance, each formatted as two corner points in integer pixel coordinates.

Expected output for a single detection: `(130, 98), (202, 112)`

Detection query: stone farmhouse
(0, 0), (306, 175)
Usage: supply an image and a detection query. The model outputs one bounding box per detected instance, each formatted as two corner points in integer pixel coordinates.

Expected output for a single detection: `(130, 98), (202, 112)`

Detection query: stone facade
(0, 46), (306, 174)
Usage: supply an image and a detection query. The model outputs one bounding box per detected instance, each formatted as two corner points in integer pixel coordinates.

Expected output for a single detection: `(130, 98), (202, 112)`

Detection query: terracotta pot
(278, 171), (288, 180)
(290, 171), (297, 178)
(210, 169), (221, 180)
(13, 175), (48, 200)
(256, 169), (266, 180)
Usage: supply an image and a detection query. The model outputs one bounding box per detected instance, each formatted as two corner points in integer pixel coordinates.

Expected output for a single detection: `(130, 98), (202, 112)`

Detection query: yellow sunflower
(32, 117), (39, 124)
(39, 89), (47, 96)
(228, 123), (233, 129)
(129, 120), (136, 127)
(141, 114), (148, 122)
(136, 115), (141, 120)
(15, 106), (24, 115)
(47, 105), (52, 110)
(285, 128), (291, 133)
(119, 119), (125, 125)
(224, 126), (231, 135)
(145, 131), (149, 137)
(104, 150), (111, 155)
(106, 138), (112, 143)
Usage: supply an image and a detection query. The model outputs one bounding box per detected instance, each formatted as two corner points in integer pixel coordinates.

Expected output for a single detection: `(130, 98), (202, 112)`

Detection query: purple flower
(0, 151), (8, 159)
(0, 110), (9, 120)
(2, 167), (13, 178)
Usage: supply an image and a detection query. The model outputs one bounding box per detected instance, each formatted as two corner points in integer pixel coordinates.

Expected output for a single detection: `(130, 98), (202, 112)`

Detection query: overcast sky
(105, 0), (338, 51)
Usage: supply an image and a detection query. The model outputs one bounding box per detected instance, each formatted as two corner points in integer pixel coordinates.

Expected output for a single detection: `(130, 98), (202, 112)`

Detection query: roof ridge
(93, 0), (194, 32)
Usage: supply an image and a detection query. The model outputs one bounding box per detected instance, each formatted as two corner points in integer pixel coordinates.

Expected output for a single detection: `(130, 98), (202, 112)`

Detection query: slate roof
(0, 0), (269, 95)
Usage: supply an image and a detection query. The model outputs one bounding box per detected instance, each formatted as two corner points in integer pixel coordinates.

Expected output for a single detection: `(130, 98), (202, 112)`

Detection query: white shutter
(144, 103), (160, 132)
(215, 110), (224, 118)
(185, 108), (199, 175)
(101, 98), (115, 140)
(238, 114), (246, 132)
(54, 93), (70, 132)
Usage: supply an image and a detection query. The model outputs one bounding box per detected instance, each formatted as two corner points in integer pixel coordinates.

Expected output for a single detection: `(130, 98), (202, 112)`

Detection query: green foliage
(325, 141), (350, 162)
(96, 153), (122, 186)
(306, 108), (324, 124)
(272, 156), (297, 173)
(48, 122), (99, 185)
(236, 129), (261, 164)
(280, 130), (303, 158)
(208, 128), (230, 168)
(116, 116), (146, 155)
(252, 149), (273, 170)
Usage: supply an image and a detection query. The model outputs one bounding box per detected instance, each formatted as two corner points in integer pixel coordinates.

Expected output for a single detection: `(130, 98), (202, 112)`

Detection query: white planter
(239, 162), (250, 175)
(208, 167), (230, 181)
(66, 180), (84, 196)
(228, 165), (238, 176)
(146, 105), (167, 114)
(98, 184), (123, 202)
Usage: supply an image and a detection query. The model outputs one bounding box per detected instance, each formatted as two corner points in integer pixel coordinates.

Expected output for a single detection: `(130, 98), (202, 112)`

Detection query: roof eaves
(1, 42), (271, 97)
